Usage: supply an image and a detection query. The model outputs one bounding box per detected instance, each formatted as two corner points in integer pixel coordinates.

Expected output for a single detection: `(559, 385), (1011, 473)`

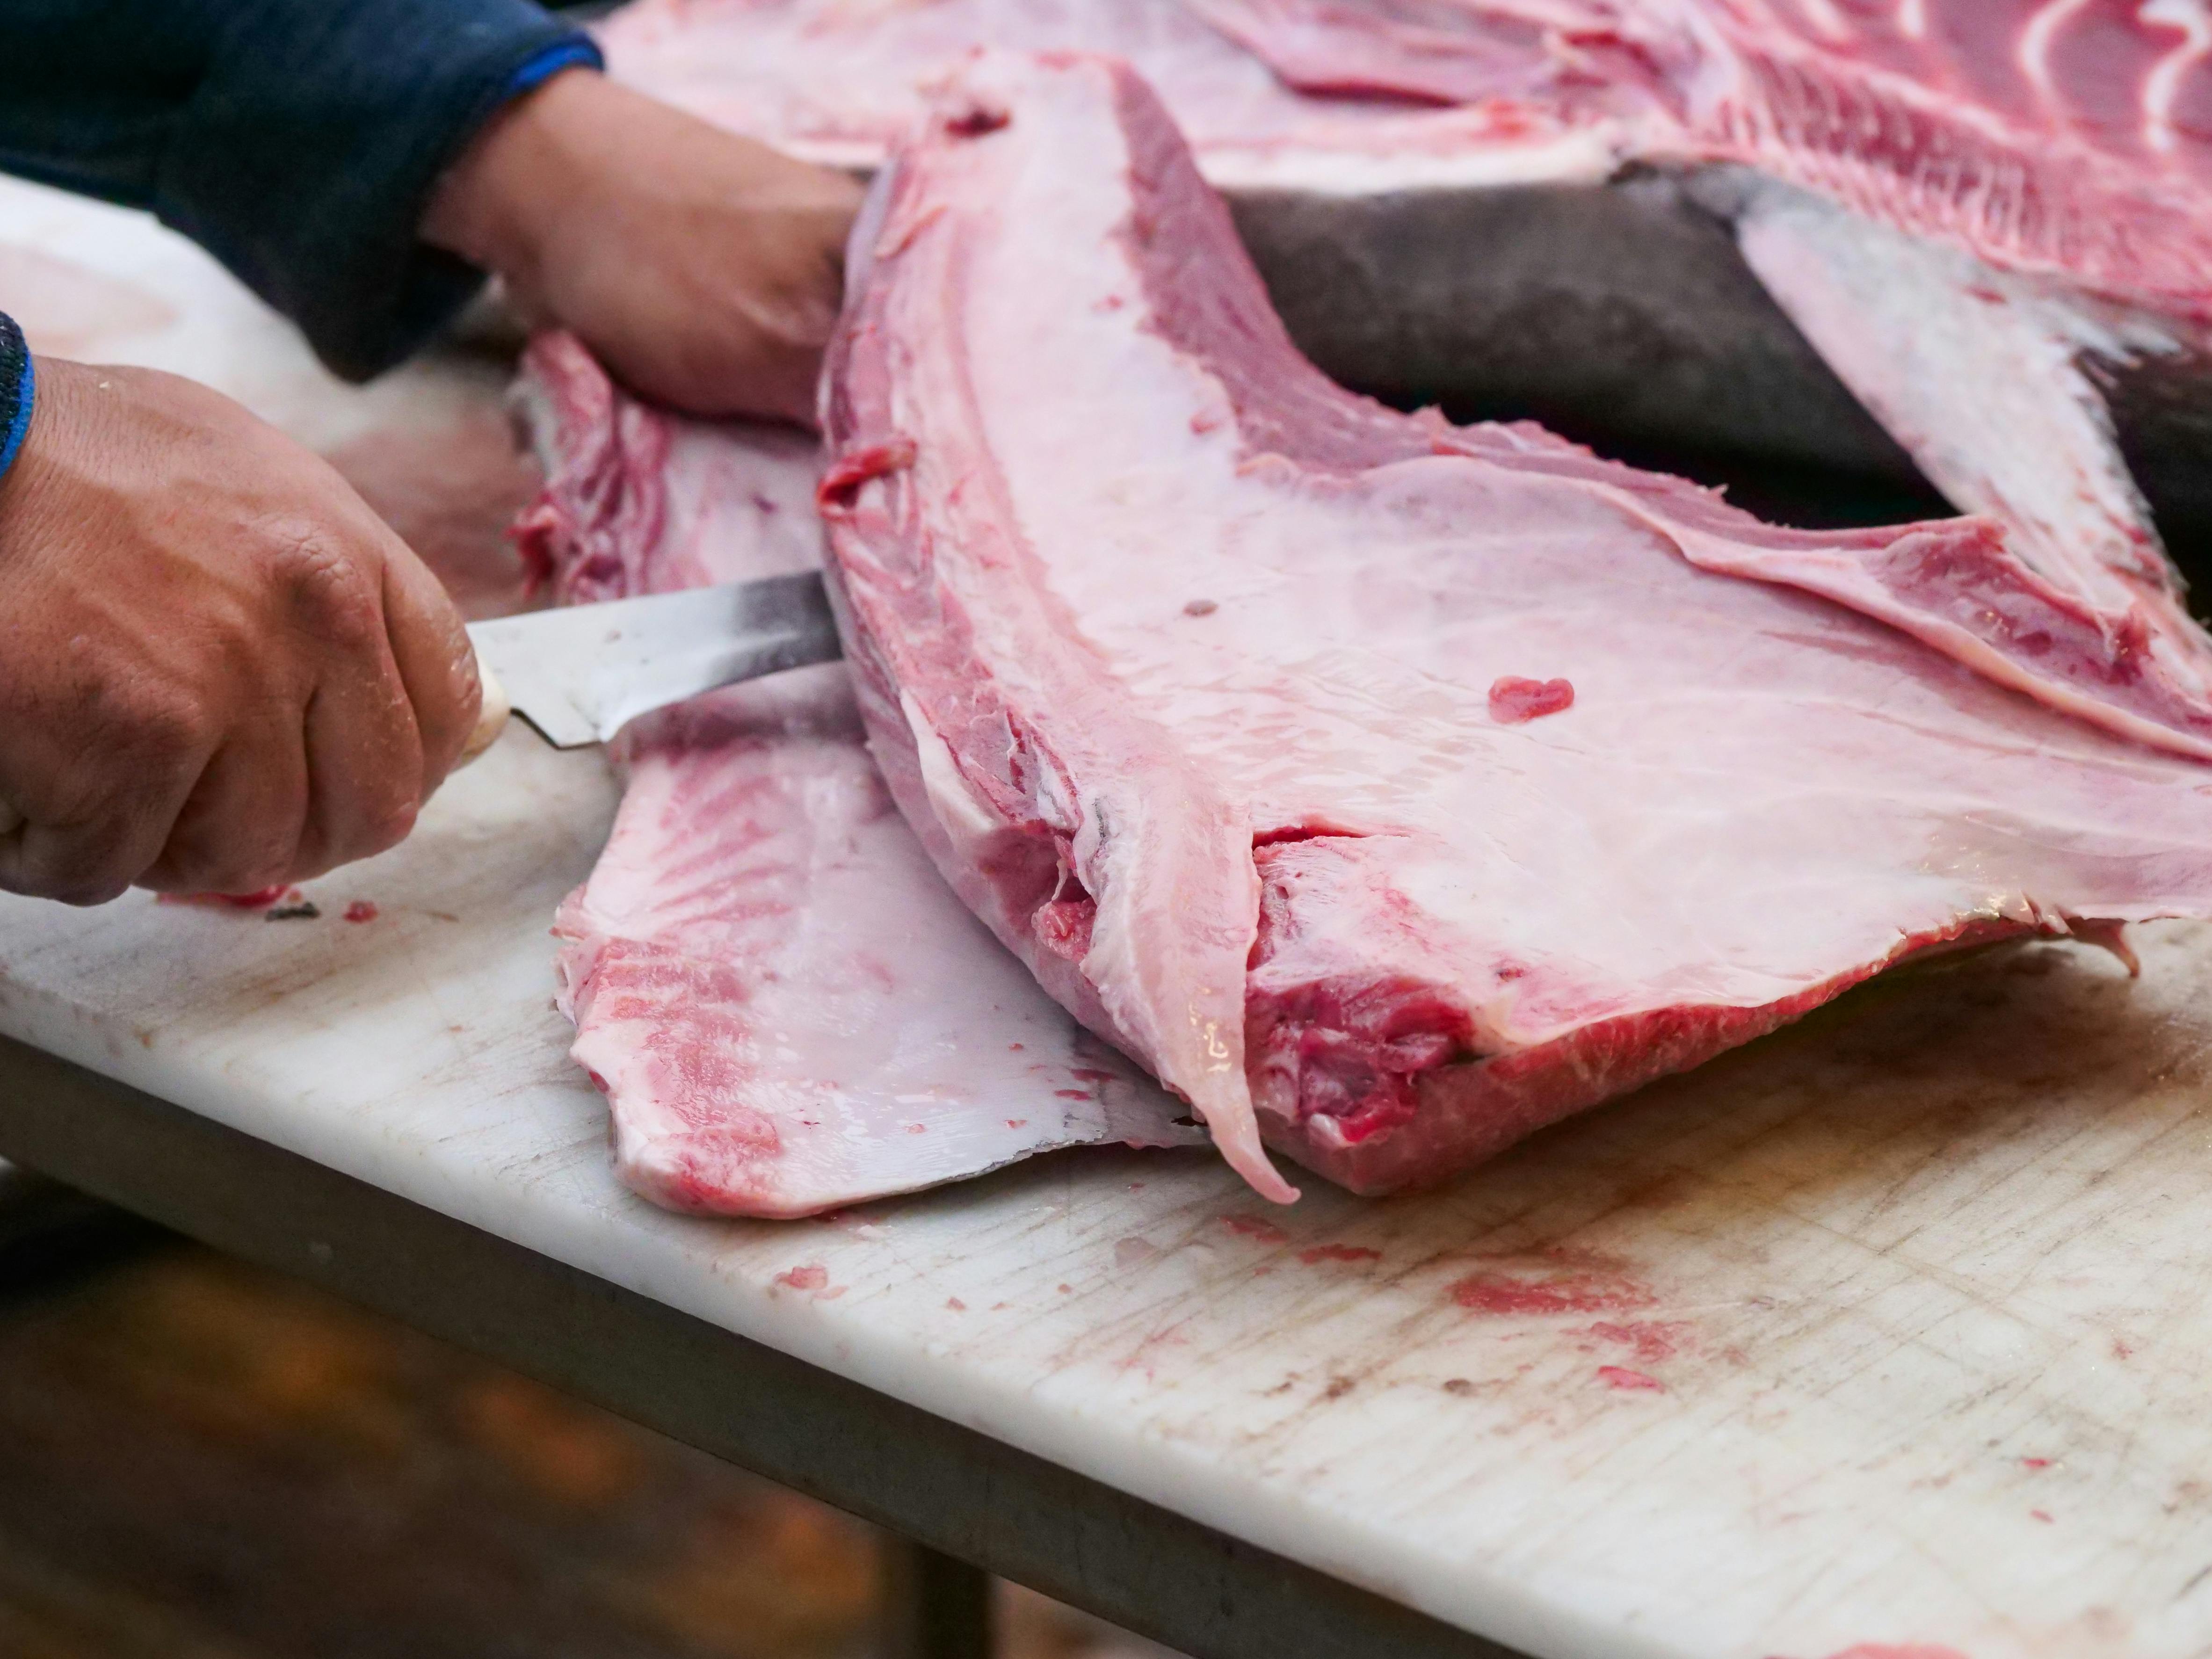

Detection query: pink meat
(596, 0), (1615, 182)
(1173, 0), (2212, 761)
(1200, 0), (2212, 318)
(514, 334), (1196, 1218)
(818, 53), (2212, 1199)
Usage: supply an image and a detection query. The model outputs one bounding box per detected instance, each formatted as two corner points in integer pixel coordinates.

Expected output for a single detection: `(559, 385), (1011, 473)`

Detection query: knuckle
(6, 835), (136, 907)
(51, 873), (132, 908)
(355, 794), (420, 860)
(112, 685), (214, 762)
(316, 768), (422, 869)
(266, 526), (384, 651)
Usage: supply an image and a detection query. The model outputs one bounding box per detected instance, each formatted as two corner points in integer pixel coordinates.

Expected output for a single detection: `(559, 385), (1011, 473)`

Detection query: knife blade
(463, 570), (842, 757)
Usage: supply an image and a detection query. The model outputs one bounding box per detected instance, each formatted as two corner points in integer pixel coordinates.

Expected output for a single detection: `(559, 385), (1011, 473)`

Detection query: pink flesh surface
(1195, 0), (2212, 312)
(596, 0), (1619, 184)
(1176, 1), (2212, 683)
(513, 334), (1197, 1219)
(598, 0), (2212, 744)
(818, 53), (2212, 1200)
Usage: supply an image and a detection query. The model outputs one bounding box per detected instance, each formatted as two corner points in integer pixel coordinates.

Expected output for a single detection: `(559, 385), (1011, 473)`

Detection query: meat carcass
(1199, 0), (2212, 703)
(597, 0), (2212, 628)
(597, 0), (1621, 187)
(818, 52), (2212, 1198)
(514, 334), (1197, 1218)
(1199, 0), (2212, 318)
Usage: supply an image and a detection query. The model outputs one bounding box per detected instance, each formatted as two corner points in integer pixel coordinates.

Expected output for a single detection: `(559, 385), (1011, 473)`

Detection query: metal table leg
(883, 1538), (995, 1659)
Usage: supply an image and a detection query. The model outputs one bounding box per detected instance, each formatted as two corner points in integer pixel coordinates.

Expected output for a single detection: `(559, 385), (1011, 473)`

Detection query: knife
(0, 573), (844, 842)
(461, 570), (842, 761)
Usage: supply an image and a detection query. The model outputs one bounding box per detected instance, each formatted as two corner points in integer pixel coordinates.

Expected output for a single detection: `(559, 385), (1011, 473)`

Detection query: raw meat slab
(514, 335), (1196, 1218)
(598, 0), (2212, 624)
(818, 51), (2212, 1198)
(1202, 0), (2212, 705)
(1198, 0), (2212, 315)
(594, 0), (1909, 477)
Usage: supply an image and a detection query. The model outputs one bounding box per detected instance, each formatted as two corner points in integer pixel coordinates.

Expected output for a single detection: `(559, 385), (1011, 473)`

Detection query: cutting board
(4, 174), (2212, 1659)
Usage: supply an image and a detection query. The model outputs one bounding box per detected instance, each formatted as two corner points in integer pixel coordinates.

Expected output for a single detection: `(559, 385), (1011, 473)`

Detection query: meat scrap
(513, 336), (1197, 1219)
(818, 53), (2212, 1201)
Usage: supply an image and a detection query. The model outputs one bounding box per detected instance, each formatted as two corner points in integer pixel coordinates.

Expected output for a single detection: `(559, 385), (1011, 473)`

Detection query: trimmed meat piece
(515, 334), (1197, 1218)
(818, 53), (2212, 1199)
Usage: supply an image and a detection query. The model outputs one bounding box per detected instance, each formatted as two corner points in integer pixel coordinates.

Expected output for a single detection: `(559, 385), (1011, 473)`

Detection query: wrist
(421, 65), (607, 293)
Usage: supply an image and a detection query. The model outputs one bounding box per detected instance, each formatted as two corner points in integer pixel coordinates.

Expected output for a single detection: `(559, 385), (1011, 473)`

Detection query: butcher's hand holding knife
(0, 0), (862, 905)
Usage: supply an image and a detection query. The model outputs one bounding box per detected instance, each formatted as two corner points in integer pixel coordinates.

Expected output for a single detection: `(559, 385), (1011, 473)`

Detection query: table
(7, 174), (2212, 1659)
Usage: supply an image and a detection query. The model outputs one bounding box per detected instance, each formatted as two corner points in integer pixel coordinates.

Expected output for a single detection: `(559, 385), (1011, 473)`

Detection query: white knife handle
(0, 651), (514, 847)
(457, 647), (511, 771)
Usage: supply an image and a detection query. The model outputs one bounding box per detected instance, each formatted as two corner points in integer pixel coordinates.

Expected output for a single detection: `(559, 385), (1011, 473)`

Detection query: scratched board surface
(4, 176), (2212, 1659)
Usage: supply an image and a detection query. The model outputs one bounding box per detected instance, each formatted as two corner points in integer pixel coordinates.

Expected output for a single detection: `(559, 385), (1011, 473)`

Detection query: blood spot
(775, 1264), (829, 1293)
(944, 102), (1011, 137)
(1450, 1253), (1654, 1317)
(1584, 1320), (1688, 1365)
(343, 900), (379, 923)
(1489, 676), (1575, 723)
(1596, 1365), (1664, 1392)
(1221, 1214), (1290, 1246)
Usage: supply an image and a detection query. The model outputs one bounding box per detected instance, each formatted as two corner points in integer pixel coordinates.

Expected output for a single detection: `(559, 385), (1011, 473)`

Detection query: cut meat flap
(1193, 0), (2212, 727)
(819, 52), (2212, 1198)
(598, 0), (2212, 762)
(514, 333), (1198, 1219)
(1201, 0), (2212, 318)
(596, 0), (1633, 188)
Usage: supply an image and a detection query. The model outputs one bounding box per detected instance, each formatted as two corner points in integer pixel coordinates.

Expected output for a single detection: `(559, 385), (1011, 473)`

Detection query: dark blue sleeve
(0, 1), (603, 382)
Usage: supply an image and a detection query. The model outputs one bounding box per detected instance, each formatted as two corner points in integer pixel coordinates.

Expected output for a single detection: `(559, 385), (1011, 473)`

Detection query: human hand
(0, 360), (481, 904)
(423, 70), (864, 427)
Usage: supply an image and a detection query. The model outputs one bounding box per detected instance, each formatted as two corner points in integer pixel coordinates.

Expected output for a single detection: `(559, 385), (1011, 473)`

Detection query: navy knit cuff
(0, 313), (32, 481)
(153, 5), (606, 382)
(507, 38), (602, 100)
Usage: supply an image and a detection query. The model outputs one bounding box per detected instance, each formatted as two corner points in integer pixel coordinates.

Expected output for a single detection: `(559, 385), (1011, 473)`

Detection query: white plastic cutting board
(3, 174), (2212, 1659)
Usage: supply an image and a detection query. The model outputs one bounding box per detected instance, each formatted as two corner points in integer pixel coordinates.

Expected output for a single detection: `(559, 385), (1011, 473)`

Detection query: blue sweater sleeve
(0, 1), (603, 383)
(0, 313), (31, 480)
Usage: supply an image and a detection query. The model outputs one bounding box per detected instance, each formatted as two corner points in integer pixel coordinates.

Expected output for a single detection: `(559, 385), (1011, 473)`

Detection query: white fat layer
(900, 688), (1001, 856)
(905, 65), (1292, 1202)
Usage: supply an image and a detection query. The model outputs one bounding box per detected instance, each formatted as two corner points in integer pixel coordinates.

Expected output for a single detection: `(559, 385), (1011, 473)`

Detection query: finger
(379, 539), (481, 793)
(0, 751), (202, 906)
(258, 517), (425, 881)
(137, 719), (311, 895)
(293, 642), (423, 883)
